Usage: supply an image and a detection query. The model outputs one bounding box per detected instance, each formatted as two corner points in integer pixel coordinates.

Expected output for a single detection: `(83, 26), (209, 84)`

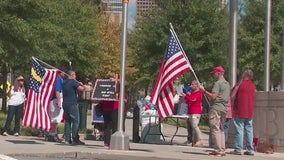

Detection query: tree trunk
(1, 63), (8, 112)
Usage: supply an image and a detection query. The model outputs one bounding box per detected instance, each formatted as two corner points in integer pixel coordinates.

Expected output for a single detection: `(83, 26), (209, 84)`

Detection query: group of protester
(1, 69), (124, 149)
(182, 66), (256, 156)
(1, 70), (87, 145)
(1, 65), (256, 154)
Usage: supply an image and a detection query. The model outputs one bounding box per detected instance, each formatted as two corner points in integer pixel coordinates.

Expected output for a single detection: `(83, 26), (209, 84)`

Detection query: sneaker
(64, 140), (72, 145)
(208, 151), (225, 157)
(229, 150), (242, 155)
(193, 141), (203, 147)
(2, 132), (8, 136)
(72, 140), (85, 145)
(13, 132), (19, 136)
(104, 144), (110, 149)
(187, 142), (193, 146)
(220, 152), (226, 156)
(244, 151), (254, 156)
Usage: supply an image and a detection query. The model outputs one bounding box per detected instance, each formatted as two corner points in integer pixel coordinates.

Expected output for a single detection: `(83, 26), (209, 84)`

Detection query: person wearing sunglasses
(2, 76), (26, 136)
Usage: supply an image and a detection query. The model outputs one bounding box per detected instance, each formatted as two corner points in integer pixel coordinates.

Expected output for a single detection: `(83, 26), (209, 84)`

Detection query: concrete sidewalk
(0, 114), (283, 160)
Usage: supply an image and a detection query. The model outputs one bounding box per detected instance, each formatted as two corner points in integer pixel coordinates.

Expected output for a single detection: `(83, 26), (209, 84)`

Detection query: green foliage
(94, 13), (121, 78)
(238, 0), (284, 89)
(129, 0), (229, 90)
(0, 112), (6, 129)
(0, 0), (101, 80)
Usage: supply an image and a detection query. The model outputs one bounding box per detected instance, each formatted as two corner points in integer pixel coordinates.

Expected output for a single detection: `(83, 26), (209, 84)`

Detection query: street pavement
(0, 112), (283, 160)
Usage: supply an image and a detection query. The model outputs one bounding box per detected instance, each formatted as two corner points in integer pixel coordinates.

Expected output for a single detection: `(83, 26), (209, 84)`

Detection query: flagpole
(32, 56), (71, 78)
(169, 24), (201, 85)
(169, 23), (211, 107)
(169, 23), (200, 84)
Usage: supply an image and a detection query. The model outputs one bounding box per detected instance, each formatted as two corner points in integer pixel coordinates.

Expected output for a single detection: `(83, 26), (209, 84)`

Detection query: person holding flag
(62, 70), (85, 145)
(199, 66), (230, 156)
(183, 80), (203, 147)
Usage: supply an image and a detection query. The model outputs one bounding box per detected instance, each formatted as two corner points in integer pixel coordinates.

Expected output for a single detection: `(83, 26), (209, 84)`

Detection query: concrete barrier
(253, 91), (284, 152)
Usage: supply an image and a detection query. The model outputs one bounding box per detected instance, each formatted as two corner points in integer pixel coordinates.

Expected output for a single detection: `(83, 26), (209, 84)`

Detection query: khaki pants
(189, 114), (202, 142)
(209, 108), (226, 152)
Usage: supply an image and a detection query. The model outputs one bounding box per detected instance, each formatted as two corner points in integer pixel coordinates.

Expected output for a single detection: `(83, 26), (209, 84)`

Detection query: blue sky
(127, 0), (136, 30)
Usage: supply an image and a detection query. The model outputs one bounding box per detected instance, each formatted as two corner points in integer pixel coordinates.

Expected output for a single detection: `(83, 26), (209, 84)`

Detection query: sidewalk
(0, 114), (283, 160)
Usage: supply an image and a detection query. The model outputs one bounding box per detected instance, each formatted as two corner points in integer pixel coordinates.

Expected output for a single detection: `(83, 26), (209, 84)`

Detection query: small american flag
(23, 59), (59, 131)
(150, 30), (192, 118)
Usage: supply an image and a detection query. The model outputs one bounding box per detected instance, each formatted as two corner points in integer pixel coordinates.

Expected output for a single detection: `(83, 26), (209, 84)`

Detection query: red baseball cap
(210, 66), (225, 74)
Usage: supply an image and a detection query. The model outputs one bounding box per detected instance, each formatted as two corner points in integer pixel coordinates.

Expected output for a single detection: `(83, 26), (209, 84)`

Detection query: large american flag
(23, 59), (59, 131)
(150, 30), (192, 118)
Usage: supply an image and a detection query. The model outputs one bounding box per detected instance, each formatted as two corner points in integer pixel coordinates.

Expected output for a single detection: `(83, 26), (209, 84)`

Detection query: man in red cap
(199, 66), (230, 156)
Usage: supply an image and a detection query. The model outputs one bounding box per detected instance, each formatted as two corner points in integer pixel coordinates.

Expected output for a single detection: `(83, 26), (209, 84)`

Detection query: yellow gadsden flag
(0, 81), (11, 99)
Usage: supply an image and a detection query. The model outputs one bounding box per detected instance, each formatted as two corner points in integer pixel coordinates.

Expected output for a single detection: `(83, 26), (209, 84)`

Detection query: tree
(0, 0), (100, 76)
(238, 0), (284, 90)
(94, 13), (122, 79)
(0, 0), (101, 110)
(128, 0), (229, 92)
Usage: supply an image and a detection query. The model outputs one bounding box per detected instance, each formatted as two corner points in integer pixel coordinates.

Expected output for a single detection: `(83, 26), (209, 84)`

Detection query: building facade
(136, 0), (158, 17)
(101, 0), (123, 24)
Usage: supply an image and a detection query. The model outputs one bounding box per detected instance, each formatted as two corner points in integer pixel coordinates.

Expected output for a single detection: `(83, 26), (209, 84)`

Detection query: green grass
(0, 111), (88, 136)
(163, 114), (210, 132)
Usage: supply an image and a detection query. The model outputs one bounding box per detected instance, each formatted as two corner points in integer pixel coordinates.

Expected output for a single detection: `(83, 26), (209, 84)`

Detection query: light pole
(281, 16), (284, 90)
(109, 0), (129, 150)
(229, 0), (238, 87)
(264, 0), (272, 91)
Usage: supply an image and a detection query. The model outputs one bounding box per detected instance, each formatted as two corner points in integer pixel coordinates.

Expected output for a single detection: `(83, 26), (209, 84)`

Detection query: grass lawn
(163, 114), (210, 132)
(0, 111), (68, 136)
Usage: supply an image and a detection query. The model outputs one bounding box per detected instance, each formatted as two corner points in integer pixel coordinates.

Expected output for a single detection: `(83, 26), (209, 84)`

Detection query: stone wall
(253, 91), (284, 152)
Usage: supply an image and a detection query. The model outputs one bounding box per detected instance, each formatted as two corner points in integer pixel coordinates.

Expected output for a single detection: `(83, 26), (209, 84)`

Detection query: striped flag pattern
(150, 30), (192, 118)
(23, 59), (59, 131)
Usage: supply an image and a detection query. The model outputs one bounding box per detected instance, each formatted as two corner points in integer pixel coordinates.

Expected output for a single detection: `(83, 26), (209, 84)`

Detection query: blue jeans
(233, 117), (254, 153)
(4, 104), (24, 133)
(63, 104), (80, 142)
(224, 118), (231, 143)
(186, 118), (193, 143)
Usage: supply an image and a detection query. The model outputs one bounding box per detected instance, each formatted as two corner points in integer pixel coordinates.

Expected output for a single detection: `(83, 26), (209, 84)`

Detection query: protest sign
(92, 79), (118, 101)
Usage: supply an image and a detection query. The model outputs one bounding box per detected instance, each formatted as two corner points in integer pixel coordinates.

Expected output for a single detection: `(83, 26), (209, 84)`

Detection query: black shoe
(72, 140), (85, 145)
(244, 151), (254, 156)
(229, 150), (242, 155)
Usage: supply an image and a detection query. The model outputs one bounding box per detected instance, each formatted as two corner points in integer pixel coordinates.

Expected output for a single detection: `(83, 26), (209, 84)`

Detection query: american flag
(23, 59), (59, 131)
(150, 30), (192, 118)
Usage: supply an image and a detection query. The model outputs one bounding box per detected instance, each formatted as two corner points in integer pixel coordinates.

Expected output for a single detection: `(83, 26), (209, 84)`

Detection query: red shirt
(233, 79), (256, 119)
(101, 100), (119, 111)
(184, 90), (202, 115)
(101, 96), (127, 111)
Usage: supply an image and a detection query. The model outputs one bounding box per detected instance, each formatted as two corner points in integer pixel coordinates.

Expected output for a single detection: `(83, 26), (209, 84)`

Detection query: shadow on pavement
(182, 151), (208, 156)
(6, 140), (44, 145)
(130, 148), (154, 152)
